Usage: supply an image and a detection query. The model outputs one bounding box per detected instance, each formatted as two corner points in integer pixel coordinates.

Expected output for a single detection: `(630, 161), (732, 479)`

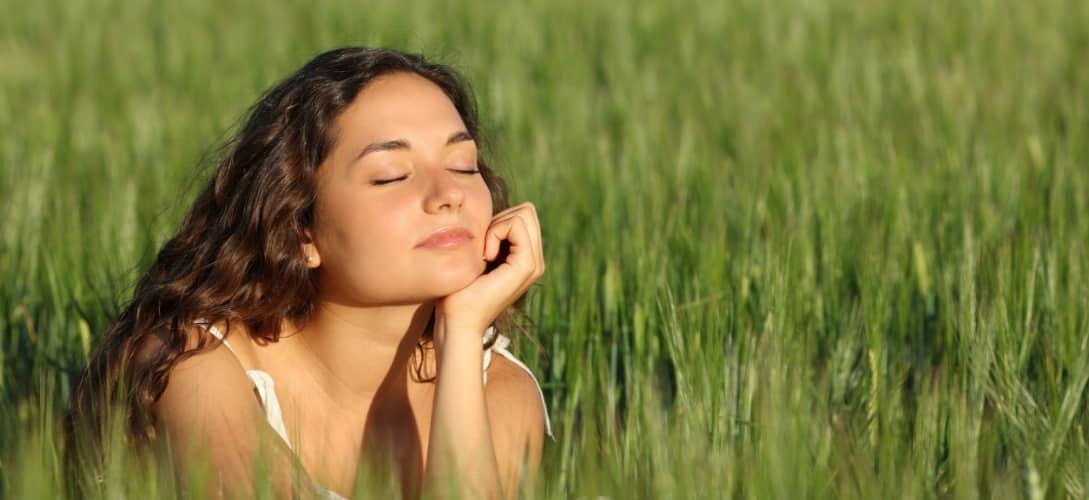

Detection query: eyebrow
(355, 131), (475, 161)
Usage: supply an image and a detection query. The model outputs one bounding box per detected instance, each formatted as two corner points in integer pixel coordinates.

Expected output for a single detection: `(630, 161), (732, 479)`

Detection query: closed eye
(371, 175), (408, 186)
(371, 169), (479, 186)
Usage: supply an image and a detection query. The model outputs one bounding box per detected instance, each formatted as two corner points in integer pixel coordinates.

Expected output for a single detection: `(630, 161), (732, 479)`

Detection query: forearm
(425, 328), (502, 499)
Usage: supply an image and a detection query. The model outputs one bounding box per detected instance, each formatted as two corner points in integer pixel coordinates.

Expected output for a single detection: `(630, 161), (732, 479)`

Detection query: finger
(483, 211), (524, 262)
(486, 204), (544, 275)
(521, 203), (544, 273)
(491, 201), (533, 219)
(505, 214), (541, 279)
(485, 214), (536, 275)
(492, 223), (542, 284)
(506, 205), (544, 275)
(484, 216), (516, 262)
(515, 213), (543, 277)
(484, 220), (503, 261)
(489, 204), (541, 257)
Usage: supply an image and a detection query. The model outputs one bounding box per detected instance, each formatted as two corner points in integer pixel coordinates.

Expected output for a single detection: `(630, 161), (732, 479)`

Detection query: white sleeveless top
(197, 322), (553, 500)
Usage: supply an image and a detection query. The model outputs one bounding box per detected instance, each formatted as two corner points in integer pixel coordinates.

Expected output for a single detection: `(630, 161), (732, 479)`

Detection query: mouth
(416, 225), (473, 250)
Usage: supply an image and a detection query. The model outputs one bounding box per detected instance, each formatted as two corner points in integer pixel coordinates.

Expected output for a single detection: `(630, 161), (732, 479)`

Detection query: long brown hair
(65, 46), (521, 481)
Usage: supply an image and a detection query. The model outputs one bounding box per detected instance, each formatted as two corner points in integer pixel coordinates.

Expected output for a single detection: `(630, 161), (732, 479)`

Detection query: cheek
(314, 189), (375, 257)
(472, 185), (495, 247)
(313, 199), (420, 300)
(474, 181), (494, 218)
(324, 200), (413, 262)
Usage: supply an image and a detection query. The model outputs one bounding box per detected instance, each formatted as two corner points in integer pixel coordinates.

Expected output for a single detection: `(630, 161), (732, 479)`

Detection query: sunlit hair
(65, 47), (523, 482)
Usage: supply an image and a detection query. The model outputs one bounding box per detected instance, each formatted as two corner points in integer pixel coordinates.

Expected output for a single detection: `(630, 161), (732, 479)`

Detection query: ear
(301, 228), (321, 268)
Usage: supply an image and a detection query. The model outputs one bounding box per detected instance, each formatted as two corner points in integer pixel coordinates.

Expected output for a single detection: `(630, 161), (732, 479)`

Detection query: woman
(67, 47), (553, 500)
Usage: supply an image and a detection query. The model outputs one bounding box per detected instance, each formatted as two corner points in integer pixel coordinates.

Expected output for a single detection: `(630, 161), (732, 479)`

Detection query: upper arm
(484, 355), (547, 499)
(151, 327), (312, 499)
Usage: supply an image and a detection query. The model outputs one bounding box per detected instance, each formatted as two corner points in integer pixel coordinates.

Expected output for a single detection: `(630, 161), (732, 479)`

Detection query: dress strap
(482, 327), (555, 440)
(245, 370), (293, 449)
(193, 320), (294, 449)
(195, 319), (235, 354)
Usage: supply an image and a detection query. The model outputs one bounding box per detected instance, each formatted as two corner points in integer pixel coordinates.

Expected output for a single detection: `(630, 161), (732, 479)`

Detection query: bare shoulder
(484, 353), (548, 496)
(147, 322), (264, 442)
(133, 319), (253, 367)
(485, 354), (547, 420)
(140, 322), (309, 498)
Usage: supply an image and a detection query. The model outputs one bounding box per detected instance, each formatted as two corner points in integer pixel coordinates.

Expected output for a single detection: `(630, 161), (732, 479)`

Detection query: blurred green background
(2, 0), (1089, 497)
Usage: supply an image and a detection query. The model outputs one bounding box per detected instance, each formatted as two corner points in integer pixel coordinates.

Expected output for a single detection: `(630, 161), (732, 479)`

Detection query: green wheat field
(2, 0), (1088, 498)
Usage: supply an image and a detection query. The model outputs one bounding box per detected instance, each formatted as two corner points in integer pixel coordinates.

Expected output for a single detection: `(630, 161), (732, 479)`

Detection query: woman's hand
(425, 202), (544, 498)
(435, 201), (545, 343)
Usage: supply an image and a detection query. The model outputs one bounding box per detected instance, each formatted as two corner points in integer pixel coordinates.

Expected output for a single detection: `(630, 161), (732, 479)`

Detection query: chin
(425, 257), (486, 293)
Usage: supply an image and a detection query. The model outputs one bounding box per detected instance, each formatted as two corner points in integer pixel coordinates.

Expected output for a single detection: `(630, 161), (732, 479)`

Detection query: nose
(423, 168), (466, 213)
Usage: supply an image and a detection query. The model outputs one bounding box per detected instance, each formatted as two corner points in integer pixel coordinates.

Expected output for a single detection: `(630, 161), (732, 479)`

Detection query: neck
(287, 298), (437, 400)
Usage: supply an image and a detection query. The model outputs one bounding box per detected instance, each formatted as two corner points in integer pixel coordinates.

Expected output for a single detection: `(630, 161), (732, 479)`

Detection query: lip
(416, 225), (473, 249)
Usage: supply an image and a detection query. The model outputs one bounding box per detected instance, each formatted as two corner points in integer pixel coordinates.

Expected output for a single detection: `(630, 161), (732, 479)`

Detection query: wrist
(435, 324), (487, 357)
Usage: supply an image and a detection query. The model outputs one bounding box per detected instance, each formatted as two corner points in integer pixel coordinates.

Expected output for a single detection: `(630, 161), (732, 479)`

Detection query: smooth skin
(152, 72), (546, 500)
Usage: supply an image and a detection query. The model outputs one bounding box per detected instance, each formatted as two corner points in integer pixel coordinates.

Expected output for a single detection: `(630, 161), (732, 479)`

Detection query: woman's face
(306, 71), (494, 306)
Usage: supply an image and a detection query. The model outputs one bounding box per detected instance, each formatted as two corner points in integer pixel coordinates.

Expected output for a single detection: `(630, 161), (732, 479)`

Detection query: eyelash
(371, 169), (481, 186)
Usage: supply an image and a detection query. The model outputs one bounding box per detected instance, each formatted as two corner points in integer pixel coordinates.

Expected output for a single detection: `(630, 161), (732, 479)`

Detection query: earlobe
(301, 229), (321, 268)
